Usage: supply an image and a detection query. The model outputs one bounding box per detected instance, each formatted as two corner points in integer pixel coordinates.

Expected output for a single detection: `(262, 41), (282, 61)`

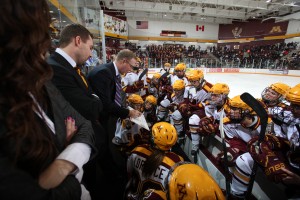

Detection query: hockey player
(282, 85), (300, 189)
(189, 83), (230, 154)
(231, 85), (300, 199)
(261, 82), (290, 108)
(157, 99), (171, 122)
(260, 82), (291, 136)
(125, 122), (184, 200)
(140, 162), (225, 200)
(160, 62), (171, 75)
(148, 73), (161, 98)
(143, 95), (158, 128)
(170, 63), (189, 86)
(122, 57), (147, 97)
(140, 95), (158, 144)
(186, 69), (212, 107)
(169, 79), (189, 143)
(219, 95), (260, 166)
(112, 94), (144, 151)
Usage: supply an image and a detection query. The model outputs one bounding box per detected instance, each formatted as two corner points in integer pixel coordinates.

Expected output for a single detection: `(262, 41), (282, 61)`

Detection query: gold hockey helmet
(209, 83), (230, 95)
(168, 163), (225, 200)
(127, 94), (144, 104)
(152, 122), (177, 151)
(186, 69), (204, 81)
(172, 79), (185, 90)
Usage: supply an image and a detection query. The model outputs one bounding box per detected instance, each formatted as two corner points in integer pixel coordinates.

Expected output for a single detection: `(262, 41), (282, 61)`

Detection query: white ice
(204, 73), (299, 98)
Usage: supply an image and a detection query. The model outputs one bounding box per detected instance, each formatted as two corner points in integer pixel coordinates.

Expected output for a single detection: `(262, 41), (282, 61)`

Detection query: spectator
(0, 0), (96, 199)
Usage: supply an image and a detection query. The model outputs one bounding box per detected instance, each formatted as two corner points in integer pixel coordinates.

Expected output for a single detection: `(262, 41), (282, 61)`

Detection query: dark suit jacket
(0, 81), (96, 200)
(48, 52), (103, 121)
(47, 52), (106, 155)
(87, 62), (129, 120)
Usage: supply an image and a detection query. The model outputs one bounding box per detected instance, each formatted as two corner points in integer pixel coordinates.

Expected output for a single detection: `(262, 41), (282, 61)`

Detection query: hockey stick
(219, 108), (231, 199)
(138, 68), (148, 81)
(240, 92), (268, 199)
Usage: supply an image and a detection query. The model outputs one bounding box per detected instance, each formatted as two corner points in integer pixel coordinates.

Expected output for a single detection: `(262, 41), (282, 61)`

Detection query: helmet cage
(261, 87), (282, 106)
(229, 106), (251, 123)
(209, 93), (227, 106)
(130, 102), (143, 112)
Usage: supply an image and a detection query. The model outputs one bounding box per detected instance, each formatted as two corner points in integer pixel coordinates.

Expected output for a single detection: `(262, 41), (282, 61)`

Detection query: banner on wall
(136, 21), (148, 29)
(104, 14), (128, 36)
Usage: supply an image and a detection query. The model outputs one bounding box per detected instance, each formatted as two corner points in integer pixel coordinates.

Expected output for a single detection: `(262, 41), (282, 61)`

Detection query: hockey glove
(248, 137), (290, 183)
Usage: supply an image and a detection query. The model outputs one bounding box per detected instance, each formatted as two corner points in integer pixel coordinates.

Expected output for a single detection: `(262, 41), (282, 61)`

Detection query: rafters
(100, 0), (300, 24)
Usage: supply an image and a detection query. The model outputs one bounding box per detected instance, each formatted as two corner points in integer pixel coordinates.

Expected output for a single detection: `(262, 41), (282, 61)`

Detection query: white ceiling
(96, 0), (300, 24)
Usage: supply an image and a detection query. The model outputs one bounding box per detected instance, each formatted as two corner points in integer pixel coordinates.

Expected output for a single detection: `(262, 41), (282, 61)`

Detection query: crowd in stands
(82, 40), (300, 70)
(213, 42), (299, 69)
(125, 42), (300, 69)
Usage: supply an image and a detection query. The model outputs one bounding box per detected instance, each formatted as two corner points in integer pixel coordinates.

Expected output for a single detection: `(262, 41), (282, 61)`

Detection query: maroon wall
(218, 19), (288, 48)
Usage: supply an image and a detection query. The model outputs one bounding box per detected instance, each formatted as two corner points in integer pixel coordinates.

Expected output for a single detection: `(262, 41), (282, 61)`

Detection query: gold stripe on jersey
(233, 167), (250, 183)
(202, 81), (213, 93)
(132, 146), (183, 167)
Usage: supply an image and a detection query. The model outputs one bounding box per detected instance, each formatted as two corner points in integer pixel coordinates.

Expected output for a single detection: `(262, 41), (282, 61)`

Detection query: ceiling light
(266, 0), (271, 2)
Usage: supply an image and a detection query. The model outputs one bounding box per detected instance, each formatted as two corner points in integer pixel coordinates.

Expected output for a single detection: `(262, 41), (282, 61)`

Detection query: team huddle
(113, 59), (300, 199)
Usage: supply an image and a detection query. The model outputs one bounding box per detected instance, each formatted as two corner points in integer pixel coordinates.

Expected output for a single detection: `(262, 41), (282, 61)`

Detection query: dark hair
(142, 148), (165, 177)
(0, 0), (56, 174)
(59, 23), (93, 48)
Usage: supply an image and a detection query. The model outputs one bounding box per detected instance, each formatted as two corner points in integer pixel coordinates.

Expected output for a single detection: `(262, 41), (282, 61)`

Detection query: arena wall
(127, 20), (219, 40)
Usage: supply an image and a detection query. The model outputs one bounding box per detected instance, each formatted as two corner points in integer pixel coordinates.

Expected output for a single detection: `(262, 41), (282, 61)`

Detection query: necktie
(115, 74), (122, 106)
(75, 67), (88, 89)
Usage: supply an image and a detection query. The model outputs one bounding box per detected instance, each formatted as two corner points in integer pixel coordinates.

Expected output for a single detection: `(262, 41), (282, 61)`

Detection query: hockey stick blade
(240, 92), (268, 141)
(240, 92), (268, 199)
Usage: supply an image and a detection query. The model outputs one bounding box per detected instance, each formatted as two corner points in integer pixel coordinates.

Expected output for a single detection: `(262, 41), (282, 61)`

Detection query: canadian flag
(196, 25), (204, 31)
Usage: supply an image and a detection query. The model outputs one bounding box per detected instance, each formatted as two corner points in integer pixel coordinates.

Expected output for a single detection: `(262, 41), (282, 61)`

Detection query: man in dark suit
(47, 24), (105, 200)
(88, 49), (141, 199)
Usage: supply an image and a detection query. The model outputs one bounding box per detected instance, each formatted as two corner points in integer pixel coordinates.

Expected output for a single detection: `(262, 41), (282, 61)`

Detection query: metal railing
(146, 57), (290, 69)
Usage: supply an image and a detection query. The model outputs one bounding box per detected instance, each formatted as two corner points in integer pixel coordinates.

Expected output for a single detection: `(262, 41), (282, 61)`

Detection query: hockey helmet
(160, 99), (171, 108)
(127, 94), (144, 104)
(167, 163), (225, 200)
(186, 69), (204, 81)
(164, 62), (171, 67)
(151, 122), (178, 151)
(209, 83), (230, 95)
(261, 82), (290, 105)
(286, 85), (300, 105)
(145, 95), (157, 105)
(270, 82), (291, 96)
(229, 95), (255, 122)
(174, 63), (186, 72)
(230, 95), (253, 111)
(172, 79), (185, 91)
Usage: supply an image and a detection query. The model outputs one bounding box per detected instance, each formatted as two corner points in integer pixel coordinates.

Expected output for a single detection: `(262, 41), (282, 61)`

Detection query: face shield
(209, 93), (226, 106)
(261, 87), (281, 106)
